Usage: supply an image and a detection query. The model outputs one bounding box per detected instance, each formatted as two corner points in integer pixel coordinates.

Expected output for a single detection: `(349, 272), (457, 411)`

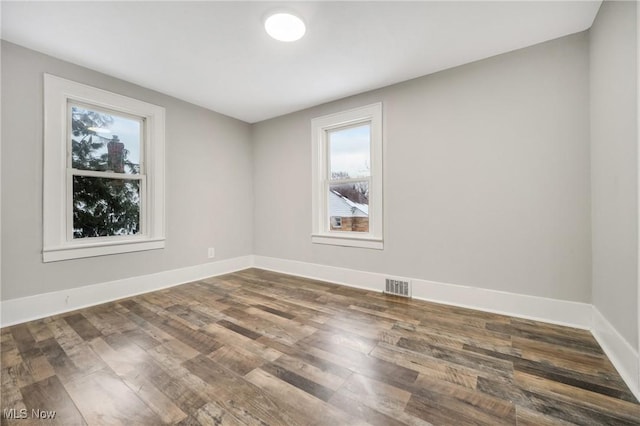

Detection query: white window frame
(311, 102), (383, 249)
(43, 74), (165, 262)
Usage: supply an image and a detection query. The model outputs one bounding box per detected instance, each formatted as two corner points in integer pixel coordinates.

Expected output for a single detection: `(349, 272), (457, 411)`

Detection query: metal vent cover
(384, 278), (411, 298)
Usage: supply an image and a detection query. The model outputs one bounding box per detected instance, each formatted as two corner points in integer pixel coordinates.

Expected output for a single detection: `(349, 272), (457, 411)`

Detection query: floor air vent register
(384, 278), (411, 297)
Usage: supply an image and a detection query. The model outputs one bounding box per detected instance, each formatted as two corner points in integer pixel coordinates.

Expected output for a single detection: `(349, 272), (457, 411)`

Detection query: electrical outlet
(207, 247), (215, 259)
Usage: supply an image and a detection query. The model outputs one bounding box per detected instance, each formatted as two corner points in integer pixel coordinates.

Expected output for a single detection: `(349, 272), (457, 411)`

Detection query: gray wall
(253, 32), (592, 302)
(1, 41), (254, 300)
(590, 1), (638, 348)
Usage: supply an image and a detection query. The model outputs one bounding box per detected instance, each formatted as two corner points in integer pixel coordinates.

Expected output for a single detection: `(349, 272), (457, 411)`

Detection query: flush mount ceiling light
(264, 12), (306, 42)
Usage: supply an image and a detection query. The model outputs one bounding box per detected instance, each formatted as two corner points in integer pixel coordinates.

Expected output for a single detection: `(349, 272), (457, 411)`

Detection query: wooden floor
(1, 269), (639, 425)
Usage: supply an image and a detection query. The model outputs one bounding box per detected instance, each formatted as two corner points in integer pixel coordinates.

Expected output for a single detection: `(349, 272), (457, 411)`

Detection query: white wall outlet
(207, 247), (215, 259)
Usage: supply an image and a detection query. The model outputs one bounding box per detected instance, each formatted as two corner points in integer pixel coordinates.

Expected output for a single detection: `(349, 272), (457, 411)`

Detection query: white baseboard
(591, 307), (640, 401)
(0, 255), (253, 327)
(0, 254), (594, 330)
(253, 255), (592, 330)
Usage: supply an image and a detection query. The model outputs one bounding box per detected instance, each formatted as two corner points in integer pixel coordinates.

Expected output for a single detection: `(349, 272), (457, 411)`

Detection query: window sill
(311, 234), (383, 250)
(43, 238), (165, 262)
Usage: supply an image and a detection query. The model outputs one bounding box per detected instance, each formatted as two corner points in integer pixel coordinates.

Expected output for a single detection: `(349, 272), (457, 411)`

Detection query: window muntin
(311, 103), (383, 249)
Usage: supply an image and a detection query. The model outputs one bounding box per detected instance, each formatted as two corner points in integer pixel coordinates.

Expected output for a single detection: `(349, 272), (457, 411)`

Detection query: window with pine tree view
(70, 104), (143, 238)
(44, 74), (165, 262)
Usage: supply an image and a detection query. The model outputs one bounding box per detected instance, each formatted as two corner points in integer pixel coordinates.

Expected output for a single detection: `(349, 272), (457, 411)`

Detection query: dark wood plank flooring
(1, 268), (639, 425)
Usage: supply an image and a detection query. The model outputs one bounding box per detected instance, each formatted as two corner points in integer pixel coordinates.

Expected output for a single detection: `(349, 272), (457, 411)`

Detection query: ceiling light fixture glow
(264, 13), (306, 42)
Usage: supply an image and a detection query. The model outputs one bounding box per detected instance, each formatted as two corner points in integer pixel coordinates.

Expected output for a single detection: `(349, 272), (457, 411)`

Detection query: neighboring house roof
(329, 190), (368, 218)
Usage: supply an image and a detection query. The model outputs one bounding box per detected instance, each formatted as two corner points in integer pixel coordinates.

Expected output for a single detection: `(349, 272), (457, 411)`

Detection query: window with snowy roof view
(328, 124), (370, 233)
(311, 103), (383, 249)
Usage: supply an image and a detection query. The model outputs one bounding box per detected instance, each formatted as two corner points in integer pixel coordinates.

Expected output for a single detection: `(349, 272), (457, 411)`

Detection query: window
(330, 216), (342, 229)
(43, 74), (165, 262)
(311, 103), (383, 249)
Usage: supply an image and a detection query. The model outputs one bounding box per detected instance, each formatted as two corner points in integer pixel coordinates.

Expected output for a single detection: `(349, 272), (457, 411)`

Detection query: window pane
(329, 124), (370, 179)
(73, 176), (140, 238)
(70, 105), (141, 174)
(328, 182), (369, 233)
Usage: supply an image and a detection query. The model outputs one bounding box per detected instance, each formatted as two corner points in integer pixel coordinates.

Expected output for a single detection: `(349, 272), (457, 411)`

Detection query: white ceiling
(2, 1), (602, 123)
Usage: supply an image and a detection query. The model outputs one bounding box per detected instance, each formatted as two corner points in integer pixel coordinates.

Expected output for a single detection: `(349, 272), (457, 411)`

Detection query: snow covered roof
(329, 190), (368, 217)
